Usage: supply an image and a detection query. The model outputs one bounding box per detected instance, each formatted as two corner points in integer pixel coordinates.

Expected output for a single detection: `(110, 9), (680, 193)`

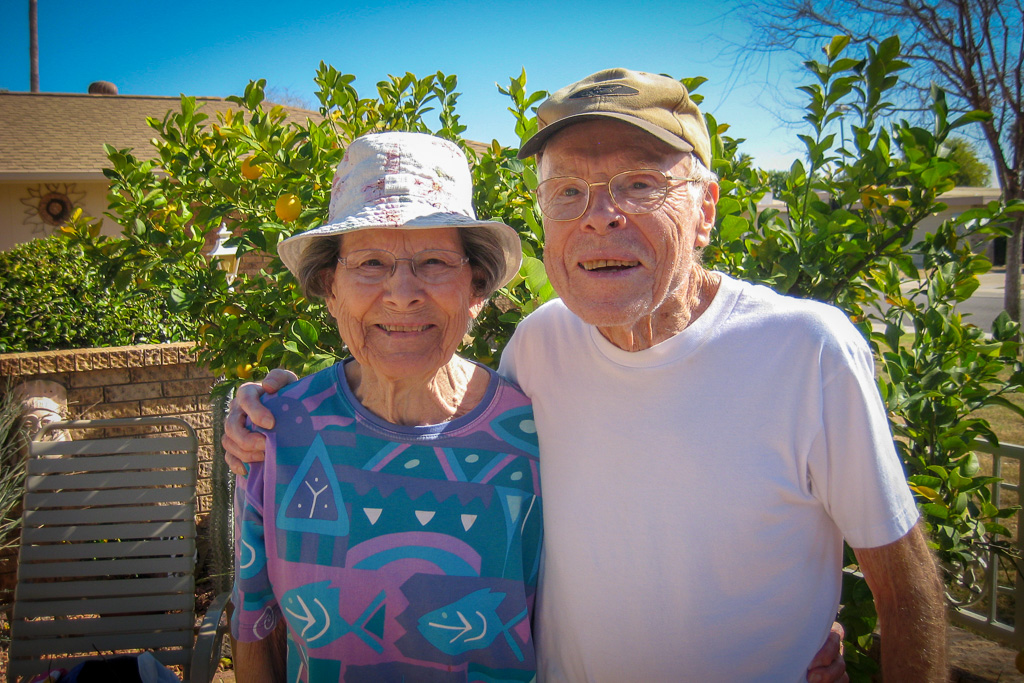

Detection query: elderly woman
(232, 132), (541, 682)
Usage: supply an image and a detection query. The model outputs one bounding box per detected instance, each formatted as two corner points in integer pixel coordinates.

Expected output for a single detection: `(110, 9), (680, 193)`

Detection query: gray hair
(294, 226), (508, 300)
(684, 153), (718, 269)
(687, 153), (718, 190)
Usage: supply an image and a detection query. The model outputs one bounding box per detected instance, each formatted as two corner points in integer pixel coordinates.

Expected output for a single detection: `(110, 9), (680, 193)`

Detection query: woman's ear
(469, 297), (486, 319)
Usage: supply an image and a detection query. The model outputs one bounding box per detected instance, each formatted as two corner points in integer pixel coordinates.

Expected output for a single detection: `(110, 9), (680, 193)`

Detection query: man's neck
(596, 268), (721, 352)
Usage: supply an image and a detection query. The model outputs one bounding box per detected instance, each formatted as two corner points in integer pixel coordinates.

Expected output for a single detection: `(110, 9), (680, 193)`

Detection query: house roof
(0, 92), (323, 180)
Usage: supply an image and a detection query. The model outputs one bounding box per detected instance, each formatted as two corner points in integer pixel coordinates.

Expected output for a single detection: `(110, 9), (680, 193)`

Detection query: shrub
(0, 234), (194, 352)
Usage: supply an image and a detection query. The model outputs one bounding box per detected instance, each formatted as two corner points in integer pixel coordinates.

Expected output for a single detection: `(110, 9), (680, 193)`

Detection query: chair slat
(23, 503), (193, 527)
(15, 574), (193, 600)
(16, 554), (193, 580)
(13, 591), (194, 619)
(26, 468), (195, 492)
(16, 611), (194, 637)
(22, 520), (193, 543)
(10, 630), (193, 657)
(20, 537), (194, 562)
(30, 436), (196, 459)
(25, 486), (193, 509)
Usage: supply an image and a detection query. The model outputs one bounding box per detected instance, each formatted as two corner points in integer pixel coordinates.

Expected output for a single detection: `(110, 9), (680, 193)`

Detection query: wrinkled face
(538, 119), (716, 330)
(326, 228), (484, 382)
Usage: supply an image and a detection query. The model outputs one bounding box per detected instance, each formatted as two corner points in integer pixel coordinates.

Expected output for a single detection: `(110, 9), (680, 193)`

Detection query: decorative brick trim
(0, 342), (220, 518)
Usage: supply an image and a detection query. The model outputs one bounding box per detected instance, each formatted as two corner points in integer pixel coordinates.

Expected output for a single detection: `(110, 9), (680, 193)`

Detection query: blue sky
(1, 0), (814, 170)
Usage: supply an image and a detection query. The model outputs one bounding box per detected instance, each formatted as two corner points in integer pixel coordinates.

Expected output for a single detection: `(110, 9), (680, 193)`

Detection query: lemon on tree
(240, 156), (264, 180)
(275, 193), (302, 222)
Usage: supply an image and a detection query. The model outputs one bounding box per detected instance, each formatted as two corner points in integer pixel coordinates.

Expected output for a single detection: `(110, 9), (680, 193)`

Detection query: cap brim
(278, 215), (523, 292)
(517, 112), (695, 159)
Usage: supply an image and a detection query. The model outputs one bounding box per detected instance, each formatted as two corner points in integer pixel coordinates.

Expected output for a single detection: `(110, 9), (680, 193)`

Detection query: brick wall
(0, 342), (218, 513)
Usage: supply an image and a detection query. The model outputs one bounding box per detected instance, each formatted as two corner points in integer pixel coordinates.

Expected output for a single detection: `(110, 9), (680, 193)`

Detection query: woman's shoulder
(260, 363), (345, 412)
(474, 365), (531, 419)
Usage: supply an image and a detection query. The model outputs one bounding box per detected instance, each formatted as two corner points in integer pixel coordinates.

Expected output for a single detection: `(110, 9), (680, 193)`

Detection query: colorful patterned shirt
(232, 361), (542, 682)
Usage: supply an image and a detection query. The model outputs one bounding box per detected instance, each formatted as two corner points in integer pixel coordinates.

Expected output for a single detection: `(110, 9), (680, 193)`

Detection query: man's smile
(579, 259), (641, 272)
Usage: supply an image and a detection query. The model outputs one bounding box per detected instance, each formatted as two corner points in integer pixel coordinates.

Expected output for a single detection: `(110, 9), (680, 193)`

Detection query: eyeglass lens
(537, 169), (676, 220)
(340, 249), (468, 283)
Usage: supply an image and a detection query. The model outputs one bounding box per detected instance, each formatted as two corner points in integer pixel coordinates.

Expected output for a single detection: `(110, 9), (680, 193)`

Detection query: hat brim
(278, 211), (523, 292)
(517, 112), (695, 159)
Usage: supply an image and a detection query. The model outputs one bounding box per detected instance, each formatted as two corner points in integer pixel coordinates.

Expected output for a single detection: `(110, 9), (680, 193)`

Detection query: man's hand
(223, 368), (298, 475)
(854, 522), (947, 682)
(807, 621), (848, 683)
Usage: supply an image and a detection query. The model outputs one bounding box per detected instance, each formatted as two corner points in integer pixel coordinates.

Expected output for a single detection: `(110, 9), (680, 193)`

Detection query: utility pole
(29, 0), (39, 92)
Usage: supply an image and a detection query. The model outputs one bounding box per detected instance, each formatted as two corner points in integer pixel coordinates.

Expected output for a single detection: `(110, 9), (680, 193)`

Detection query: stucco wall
(0, 179), (118, 251)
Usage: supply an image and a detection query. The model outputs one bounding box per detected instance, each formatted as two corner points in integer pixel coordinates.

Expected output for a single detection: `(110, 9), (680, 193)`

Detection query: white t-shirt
(499, 274), (919, 682)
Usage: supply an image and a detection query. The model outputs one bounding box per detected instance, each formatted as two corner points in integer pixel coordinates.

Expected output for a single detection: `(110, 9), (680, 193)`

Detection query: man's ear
(695, 182), (719, 248)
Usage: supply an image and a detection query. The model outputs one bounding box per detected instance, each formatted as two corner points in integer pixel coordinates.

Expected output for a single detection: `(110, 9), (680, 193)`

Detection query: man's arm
(233, 620), (288, 683)
(222, 368), (298, 475)
(853, 522), (947, 682)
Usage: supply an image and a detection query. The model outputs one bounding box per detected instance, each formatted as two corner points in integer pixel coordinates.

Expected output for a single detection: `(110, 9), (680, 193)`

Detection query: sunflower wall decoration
(19, 183), (87, 235)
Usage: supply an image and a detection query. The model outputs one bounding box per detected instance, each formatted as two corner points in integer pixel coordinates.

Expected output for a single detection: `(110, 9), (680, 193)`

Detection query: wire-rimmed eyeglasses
(337, 249), (469, 284)
(535, 169), (701, 221)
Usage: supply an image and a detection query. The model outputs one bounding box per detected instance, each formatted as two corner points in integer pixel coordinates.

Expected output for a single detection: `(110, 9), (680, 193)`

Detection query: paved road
(962, 270), (1013, 331)
(867, 269), (1016, 332)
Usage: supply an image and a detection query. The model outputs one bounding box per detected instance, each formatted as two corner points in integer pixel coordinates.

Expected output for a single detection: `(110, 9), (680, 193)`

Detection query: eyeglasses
(535, 169), (702, 221)
(337, 249), (469, 284)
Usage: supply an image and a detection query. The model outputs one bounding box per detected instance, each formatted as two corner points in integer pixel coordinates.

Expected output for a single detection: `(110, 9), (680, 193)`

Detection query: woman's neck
(346, 356), (489, 426)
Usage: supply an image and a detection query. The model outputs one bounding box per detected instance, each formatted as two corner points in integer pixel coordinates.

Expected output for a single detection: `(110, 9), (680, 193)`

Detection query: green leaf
(825, 35), (852, 61)
(907, 475), (943, 489)
(210, 177), (239, 200)
(522, 166), (539, 191)
(290, 319), (319, 351)
(982, 395), (1024, 419)
(719, 214), (749, 242)
(521, 255), (549, 295)
(921, 502), (949, 519)
(960, 451), (980, 477)
(716, 197), (742, 216)
(986, 523), (1011, 537)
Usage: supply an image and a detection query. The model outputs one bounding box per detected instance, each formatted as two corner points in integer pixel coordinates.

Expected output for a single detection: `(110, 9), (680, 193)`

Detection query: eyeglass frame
(336, 248), (470, 284)
(534, 169), (703, 221)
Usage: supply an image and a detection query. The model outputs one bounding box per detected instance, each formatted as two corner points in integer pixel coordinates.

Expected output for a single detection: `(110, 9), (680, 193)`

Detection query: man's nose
(581, 184), (625, 233)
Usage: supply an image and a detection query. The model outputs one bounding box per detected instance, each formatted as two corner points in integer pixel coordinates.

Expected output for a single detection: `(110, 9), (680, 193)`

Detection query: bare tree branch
(734, 0), (1024, 318)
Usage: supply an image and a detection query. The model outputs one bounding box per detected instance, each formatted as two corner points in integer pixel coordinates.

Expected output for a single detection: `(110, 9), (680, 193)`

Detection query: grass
(976, 391), (1024, 446)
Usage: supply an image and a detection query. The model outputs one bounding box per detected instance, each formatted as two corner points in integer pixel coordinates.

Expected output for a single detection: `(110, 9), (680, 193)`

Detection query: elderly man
(226, 69), (945, 681)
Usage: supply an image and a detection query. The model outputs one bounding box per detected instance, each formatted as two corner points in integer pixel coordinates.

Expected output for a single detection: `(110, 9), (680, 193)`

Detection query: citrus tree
(64, 65), (555, 388)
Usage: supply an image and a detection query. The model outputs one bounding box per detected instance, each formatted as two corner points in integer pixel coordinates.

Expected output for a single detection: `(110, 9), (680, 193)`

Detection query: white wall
(0, 179), (121, 251)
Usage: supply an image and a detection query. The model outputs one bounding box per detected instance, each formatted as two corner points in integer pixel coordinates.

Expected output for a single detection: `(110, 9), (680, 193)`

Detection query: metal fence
(947, 440), (1024, 647)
